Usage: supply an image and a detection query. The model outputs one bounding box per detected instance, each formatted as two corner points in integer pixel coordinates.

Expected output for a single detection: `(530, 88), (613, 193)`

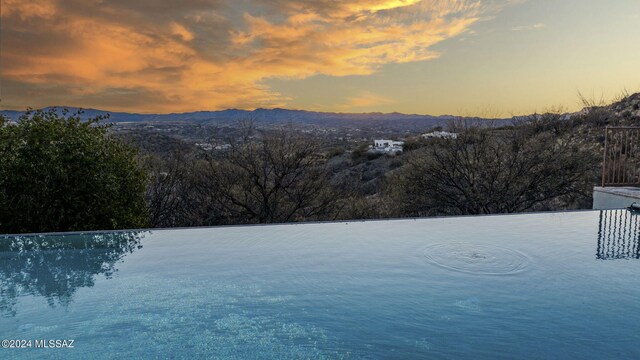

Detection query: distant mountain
(5, 93), (639, 136)
(0, 106), (515, 132)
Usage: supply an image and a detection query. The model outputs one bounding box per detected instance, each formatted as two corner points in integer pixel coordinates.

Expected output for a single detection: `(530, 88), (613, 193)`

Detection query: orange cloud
(1, 0), (511, 112)
(171, 22), (196, 42)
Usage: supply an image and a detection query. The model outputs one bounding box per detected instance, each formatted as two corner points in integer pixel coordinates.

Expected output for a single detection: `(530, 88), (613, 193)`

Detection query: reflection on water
(597, 210), (640, 260)
(0, 231), (145, 316)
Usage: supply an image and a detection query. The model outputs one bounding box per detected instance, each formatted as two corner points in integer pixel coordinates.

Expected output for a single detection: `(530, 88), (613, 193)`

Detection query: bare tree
(145, 151), (214, 227)
(391, 117), (598, 216)
(199, 128), (341, 224)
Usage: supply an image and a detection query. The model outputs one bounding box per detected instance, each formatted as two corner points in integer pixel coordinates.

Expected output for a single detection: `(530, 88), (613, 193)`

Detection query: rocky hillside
(608, 92), (640, 119)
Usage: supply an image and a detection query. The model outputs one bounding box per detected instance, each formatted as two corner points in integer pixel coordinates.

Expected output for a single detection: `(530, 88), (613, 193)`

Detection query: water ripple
(423, 243), (530, 275)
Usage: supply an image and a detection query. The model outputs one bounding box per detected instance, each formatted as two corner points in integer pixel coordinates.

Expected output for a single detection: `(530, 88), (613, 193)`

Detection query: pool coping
(0, 209), (608, 238)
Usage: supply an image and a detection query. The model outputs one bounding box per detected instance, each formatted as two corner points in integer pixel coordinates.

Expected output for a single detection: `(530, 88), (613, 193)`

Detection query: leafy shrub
(0, 109), (149, 233)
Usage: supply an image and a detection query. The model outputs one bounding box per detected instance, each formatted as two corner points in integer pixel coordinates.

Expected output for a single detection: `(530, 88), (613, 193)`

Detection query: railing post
(602, 127), (609, 187)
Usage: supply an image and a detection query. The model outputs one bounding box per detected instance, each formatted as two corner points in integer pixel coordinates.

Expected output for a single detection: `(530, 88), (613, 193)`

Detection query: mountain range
(0, 107), (515, 132)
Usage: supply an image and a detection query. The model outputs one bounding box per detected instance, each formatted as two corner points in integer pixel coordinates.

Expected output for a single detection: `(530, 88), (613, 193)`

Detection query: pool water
(1, 210), (639, 359)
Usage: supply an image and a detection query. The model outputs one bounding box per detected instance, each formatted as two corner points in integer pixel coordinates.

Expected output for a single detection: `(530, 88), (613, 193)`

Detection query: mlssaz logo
(35, 339), (75, 348)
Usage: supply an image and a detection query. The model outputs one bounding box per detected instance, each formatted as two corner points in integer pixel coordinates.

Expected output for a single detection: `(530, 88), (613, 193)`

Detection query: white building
(422, 131), (458, 139)
(196, 143), (231, 151)
(195, 143), (213, 151)
(371, 139), (404, 153)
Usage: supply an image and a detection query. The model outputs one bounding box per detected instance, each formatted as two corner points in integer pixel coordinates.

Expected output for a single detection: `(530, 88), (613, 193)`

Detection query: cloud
(171, 22), (196, 42)
(512, 22), (545, 31)
(1, 0), (513, 112)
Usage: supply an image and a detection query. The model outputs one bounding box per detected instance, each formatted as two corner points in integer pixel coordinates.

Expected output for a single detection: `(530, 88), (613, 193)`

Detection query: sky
(1, 0), (639, 117)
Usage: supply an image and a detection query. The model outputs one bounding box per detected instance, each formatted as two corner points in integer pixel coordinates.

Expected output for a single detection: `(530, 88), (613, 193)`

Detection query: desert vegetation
(2, 93), (640, 233)
(390, 117), (599, 216)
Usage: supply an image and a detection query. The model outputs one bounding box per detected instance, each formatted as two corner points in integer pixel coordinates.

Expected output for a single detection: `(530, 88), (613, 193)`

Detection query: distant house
(422, 131), (458, 139)
(195, 143), (231, 151)
(371, 139), (404, 153)
(195, 143), (213, 151)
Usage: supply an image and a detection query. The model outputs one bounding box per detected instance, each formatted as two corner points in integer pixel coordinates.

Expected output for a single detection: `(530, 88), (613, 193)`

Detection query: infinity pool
(1, 210), (639, 359)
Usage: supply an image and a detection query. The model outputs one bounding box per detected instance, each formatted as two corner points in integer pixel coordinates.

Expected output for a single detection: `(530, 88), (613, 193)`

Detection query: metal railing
(601, 127), (640, 187)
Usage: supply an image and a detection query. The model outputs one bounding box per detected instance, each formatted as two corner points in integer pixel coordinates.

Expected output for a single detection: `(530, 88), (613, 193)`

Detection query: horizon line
(0, 105), (590, 120)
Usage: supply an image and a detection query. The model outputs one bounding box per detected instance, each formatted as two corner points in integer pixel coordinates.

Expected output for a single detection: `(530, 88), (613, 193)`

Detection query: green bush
(0, 109), (149, 234)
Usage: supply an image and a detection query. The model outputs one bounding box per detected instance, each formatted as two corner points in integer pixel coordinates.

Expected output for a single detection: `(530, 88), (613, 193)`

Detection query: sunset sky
(1, 0), (639, 116)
